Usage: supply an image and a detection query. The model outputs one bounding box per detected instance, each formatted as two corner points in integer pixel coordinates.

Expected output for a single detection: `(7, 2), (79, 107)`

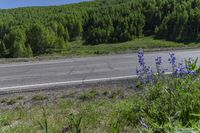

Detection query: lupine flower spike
(136, 49), (153, 84)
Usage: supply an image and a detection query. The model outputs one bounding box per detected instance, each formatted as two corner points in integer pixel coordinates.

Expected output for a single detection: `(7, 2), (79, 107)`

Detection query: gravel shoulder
(0, 78), (139, 110)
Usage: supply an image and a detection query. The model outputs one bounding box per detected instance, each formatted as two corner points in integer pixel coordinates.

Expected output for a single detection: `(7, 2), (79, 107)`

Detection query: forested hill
(0, 0), (200, 58)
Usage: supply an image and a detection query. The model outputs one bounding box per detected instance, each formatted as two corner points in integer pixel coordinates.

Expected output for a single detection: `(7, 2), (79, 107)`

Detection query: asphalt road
(0, 49), (199, 91)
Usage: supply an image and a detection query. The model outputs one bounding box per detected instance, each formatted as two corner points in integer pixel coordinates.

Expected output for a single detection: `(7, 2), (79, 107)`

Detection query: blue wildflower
(155, 56), (167, 78)
(155, 56), (162, 65)
(168, 52), (176, 68)
(168, 52), (178, 77)
(188, 70), (195, 76)
(155, 56), (162, 74)
(136, 49), (154, 84)
(138, 49), (145, 67)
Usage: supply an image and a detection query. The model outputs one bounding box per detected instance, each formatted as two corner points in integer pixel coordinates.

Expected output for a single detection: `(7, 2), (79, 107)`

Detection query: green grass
(62, 37), (198, 57)
(31, 37), (194, 59)
(1, 98), (17, 105)
(78, 90), (99, 101)
(31, 95), (48, 101)
(0, 77), (200, 132)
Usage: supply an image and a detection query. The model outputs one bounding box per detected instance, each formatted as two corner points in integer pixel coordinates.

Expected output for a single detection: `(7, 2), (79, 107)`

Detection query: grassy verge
(0, 74), (200, 133)
(64, 37), (192, 56)
(0, 37), (199, 64)
(0, 88), (136, 133)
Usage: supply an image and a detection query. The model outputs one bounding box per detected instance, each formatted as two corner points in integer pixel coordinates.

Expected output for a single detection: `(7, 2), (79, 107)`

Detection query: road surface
(0, 49), (199, 91)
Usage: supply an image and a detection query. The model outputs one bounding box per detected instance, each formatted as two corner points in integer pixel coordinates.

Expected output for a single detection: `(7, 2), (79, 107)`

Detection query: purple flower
(155, 56), (162, 65)
(155, 56), (167, 77)
(136, 50), (198, 85)
(168, 52), (176, 68)
(155, 56), (162, 74)
(138, 49), (145, 67)
(188, 70), (195, 76)
(161, 68), (167, 76)
(168, 52), (178, 77)
(173, 62), (188, 77)
(146, 67), (153, 83)
(136, 49), (154, 84)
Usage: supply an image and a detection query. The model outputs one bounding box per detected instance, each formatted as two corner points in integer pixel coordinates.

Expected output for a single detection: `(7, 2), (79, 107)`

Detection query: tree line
(0, 0), (200, 58)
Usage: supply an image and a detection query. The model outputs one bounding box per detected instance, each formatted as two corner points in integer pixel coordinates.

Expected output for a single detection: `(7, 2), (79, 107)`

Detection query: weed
(67, 113), (82, 133)
(111, 119), (121, 133)
(1, 98), (17, 105)
(32, 95), (48, 101)
(1, 98), (8, 104)
(109, 90), (124, 99)
(16, 96), (24, 100)
(78, 90), (99, 101)
(38, 106), (48, 133)
(102, 90), (109, 96)
(61, 92), (76, 99)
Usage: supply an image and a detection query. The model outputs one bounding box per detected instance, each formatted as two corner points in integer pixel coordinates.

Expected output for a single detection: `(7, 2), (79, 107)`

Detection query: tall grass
(38, 106), (48, 133)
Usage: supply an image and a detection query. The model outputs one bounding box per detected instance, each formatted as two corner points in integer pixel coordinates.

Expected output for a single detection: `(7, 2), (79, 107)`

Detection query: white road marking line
(0, 75), (138, 91)
(0, 72), (173, 91)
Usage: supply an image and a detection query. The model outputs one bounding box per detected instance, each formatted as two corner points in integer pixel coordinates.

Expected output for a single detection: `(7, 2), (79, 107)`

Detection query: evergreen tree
(56, 37), (67, 50)
(26, 44), (33, 57)
(0, 40), (7, 57)
(10, 27), (27, 58)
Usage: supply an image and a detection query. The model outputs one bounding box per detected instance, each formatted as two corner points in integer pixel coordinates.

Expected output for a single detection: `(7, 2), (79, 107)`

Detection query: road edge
(0, 75), (138, 95)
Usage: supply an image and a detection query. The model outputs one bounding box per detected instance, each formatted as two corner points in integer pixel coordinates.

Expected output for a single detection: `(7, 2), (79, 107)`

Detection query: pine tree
(0, 40), (7, 57)
(26, 44), (33, 57)
(9, 27), (27, 58)
(11, 41), (27, 58)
